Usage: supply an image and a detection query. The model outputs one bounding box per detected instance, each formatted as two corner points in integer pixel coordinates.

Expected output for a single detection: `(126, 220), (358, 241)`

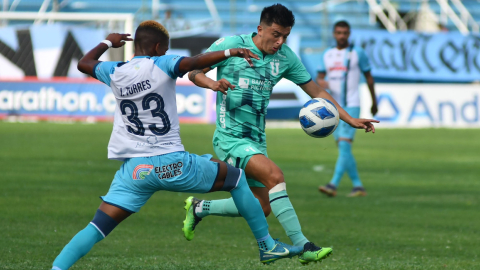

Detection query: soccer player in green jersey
(183, 4), (378, 265)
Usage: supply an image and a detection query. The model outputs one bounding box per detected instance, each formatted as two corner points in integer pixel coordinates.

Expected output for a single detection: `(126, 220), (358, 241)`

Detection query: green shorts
(212, 130), (267, 188)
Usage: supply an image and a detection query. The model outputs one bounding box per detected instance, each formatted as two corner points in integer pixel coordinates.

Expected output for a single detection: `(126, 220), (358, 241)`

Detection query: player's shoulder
(277, 44), (300, 61)
(151, 54), (183, 62)
(213, 35), (247, 47)
(323, 46), (336, 55)
(99, 60), (124, 67)
(95, 61), (124, 73)
(352, 45), (367, 55)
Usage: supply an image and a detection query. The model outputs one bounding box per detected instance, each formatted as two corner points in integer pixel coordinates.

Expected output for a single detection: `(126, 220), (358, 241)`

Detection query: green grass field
(1, 122), (479, 269)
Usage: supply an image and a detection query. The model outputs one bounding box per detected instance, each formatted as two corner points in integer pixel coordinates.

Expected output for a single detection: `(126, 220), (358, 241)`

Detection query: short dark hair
(333, 20), (350, 31)
(260, 4), (295, 28)
(134, 20), (169, 49)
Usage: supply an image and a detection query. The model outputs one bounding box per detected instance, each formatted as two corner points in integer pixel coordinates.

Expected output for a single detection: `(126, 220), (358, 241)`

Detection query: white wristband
(224, 49), (231, 58)
(101, 40), (113, 48)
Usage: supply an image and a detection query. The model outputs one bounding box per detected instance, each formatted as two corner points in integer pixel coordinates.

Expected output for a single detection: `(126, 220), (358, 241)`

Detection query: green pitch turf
(0, 122), (479, 269)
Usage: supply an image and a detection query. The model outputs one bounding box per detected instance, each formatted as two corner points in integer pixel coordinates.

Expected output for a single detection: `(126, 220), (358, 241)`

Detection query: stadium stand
(3, 0), (479, 51)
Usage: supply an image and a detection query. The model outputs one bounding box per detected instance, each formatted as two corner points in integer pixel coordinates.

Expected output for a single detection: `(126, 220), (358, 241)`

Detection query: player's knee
(338, 140), (352, 154)
(221, 163), (244, 191)
(267, 169), (285, 187)
(90, 209), (119, 238)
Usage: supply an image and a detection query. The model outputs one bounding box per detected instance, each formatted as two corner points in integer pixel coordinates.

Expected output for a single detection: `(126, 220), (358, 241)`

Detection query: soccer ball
(299, 98), (340, 138)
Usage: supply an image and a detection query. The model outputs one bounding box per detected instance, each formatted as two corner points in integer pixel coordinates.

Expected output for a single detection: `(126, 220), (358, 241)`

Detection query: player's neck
(252, 35), (267, 55)
(336, 43), (349, 50)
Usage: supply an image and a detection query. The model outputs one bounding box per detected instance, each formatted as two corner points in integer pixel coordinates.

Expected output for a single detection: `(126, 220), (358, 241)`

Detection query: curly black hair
(260, 4), (295, 28)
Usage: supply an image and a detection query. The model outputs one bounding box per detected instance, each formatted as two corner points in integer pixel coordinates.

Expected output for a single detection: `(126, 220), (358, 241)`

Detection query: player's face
(257, 23), (291, 55)
(333, 26), (350, 48)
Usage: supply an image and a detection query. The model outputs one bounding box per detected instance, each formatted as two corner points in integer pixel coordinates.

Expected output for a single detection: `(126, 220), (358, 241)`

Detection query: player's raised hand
(230, 48), (260, 67)
(348, 118), (380, 133)
(209, 78), (235, 95)
(105, 33), (133, 48)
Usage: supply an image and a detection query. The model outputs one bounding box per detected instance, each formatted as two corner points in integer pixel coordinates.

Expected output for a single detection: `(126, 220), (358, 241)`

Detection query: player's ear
(155, 43), (163, 56)
(257, 25), (262, 36)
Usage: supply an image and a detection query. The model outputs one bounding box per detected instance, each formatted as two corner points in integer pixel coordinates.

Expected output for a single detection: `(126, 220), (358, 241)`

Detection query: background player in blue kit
(317, 21), (378, 197)
(51, 21), (303, 270)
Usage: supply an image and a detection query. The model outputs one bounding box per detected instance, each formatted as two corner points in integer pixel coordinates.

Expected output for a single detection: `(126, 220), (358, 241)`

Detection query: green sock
(195, 198), (241, 218)
(269, 190), (309, 247)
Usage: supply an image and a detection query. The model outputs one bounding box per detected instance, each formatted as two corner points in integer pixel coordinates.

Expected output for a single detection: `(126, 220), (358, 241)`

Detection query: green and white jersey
(207, 33), (312, 143)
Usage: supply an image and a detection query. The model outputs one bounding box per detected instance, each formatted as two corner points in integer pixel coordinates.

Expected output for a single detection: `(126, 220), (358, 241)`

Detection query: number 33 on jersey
(93, 55), (186, 161)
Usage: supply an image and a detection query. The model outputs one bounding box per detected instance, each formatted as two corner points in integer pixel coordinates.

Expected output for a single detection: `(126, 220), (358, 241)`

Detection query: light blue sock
(230, 171), (275, 250)
(270, 188), (309, 247)
(330, 140), (350, 187)
(52, 223), (104, 270)
(331, 141), (363, 187)
(345, 143), (363, 188)
(195, 198), (241, 218)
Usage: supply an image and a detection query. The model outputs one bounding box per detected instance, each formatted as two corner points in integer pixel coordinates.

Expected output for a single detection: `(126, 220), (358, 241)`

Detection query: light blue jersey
(94, 55), (186, 161)
(93, 56), (220, 213)
(317, 46), (371, 107)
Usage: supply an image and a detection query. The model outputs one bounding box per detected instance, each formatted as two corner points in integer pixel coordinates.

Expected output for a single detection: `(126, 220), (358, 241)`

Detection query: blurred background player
(184, 4), (378, 265)
(50, 21), (304, 270)
(317, 21), (377, 197)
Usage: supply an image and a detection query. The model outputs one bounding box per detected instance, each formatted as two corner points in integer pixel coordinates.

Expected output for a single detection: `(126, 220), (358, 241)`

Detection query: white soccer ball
(299, 98), (340, 138)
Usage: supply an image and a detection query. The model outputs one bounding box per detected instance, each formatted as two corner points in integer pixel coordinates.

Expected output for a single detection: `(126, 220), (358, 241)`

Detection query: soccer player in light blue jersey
(50, 21), (304, 270)
(317, 21), (378, 197)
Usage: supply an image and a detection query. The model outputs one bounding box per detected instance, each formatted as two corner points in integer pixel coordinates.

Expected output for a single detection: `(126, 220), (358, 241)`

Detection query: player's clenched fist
(105, 33), (134, 48)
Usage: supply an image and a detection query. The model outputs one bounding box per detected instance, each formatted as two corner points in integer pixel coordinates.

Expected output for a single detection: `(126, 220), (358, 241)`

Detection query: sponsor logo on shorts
(132, 164), (154, 180)
(244, 146), (256, 152)
(155, 162), (184, 180)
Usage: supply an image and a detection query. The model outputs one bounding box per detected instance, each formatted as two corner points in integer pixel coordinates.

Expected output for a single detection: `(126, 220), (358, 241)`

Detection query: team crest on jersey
(270, 62), (280, 76)
(132, 164), (154, 180)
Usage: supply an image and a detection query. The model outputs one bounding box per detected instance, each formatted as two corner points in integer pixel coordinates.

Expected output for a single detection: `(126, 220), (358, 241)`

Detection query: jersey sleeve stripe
(173, 56), (186, 78)
(297, 78), (312, 86)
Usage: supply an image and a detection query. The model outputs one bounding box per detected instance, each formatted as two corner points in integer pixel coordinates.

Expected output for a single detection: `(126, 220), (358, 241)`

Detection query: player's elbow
(77, 60), (88, 74)
(188, 70), (201, 82)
